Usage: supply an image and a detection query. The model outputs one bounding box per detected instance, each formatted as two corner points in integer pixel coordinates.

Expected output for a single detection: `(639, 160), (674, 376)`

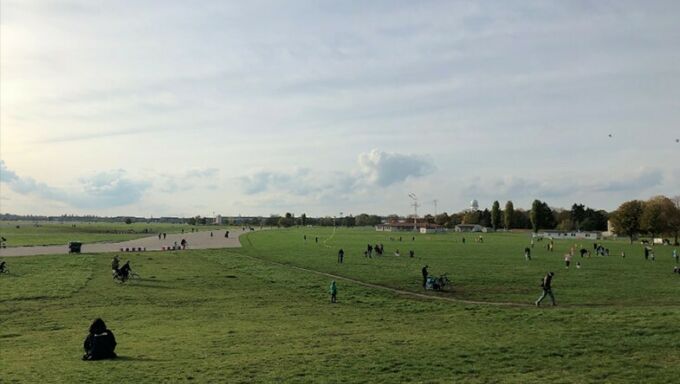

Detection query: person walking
(337, 249), (344, 264)
(564, 252), (573, 269)
(524, 247), (531, 261)
(329, 280), (338, 303)
(673, 248), (678, 263)
(535, 272), (556, 307)
(422, 265), (429, 289)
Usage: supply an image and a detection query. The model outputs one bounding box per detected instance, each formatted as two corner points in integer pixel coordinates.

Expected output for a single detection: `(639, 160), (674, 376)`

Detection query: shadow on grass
(115, 355), (158, 362)
(125, 282), (173, 289)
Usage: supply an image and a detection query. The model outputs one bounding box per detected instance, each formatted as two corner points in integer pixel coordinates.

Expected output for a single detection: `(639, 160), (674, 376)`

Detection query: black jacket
(83, 330), (117, 360)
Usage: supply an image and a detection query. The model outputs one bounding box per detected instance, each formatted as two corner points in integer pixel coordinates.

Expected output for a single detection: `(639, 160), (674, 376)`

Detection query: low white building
(376, 222), (444, 232)
(420, 226), (446, 234)
(536, 230), (600, 240)
(454, 224), (487, 233)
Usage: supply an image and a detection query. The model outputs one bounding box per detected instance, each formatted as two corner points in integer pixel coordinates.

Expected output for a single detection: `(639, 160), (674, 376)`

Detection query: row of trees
(610, 195), (680, 243)
(256, 195), (680, 242)
(428, 200), (607, 232)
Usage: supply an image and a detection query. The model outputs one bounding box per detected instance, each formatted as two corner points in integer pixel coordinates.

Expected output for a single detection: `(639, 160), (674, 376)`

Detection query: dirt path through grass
(238, 252), (532, 307)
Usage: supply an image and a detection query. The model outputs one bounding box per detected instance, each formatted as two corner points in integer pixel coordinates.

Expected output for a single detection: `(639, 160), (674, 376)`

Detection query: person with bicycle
(118, 260), (131, 281)
(111, 255), (120, 275)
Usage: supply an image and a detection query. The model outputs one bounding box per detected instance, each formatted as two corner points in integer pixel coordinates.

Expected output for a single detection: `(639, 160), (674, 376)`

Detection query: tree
(434, 212), (450, 226)
(264, 215), (281, 227)
(554, 209), (572, 230)
(355, 214), (370, 226)
(479, 209), (492, 228)
(640, 198), (665, 237)
(530, 200), (542, 232)
(581, 209), (608, 231)
(300, 213), (307, 226)
(504, 201), (514, 230)
(611, 200), (644, 243)
(641, 196), (679, 241)
(671, 196), (680, 245)
(513, 209), (532, 229)
(530, 200), (555, 232)
(462, 210), (480, 225)
(491, 201), (501, 231)
(278, 212), (295, 227)
(570, 204), (586, 230)
(448, 213), (462, 228)
(124, 217), (132, 225)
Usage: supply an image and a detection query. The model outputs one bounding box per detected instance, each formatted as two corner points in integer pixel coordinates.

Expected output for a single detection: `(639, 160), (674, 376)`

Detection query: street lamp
(408, 193), (419, 231)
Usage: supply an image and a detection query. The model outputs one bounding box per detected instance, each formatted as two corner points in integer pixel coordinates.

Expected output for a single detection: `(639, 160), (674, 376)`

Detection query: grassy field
(0, 221), (228, 247)
(1, 227), (679, 383)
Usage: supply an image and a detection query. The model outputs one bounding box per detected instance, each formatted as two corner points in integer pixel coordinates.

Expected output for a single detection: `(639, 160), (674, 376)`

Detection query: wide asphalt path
(0, 229), (249, 257)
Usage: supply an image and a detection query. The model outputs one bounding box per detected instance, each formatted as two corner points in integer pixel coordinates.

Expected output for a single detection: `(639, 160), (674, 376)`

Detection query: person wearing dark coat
(82, 318), (117, 360)
(422, 265), (429, 289)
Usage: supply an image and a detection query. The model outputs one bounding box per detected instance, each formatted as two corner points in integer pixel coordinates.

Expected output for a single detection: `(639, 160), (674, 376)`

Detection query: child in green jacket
(330, 280), (337, 303)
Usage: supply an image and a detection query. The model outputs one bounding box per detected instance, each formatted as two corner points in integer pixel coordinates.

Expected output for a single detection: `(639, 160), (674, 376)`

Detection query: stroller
(425, 274), (451, 291)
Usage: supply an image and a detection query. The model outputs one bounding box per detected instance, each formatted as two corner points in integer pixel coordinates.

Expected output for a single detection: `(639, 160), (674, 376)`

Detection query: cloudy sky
(1, 1), (679, 217)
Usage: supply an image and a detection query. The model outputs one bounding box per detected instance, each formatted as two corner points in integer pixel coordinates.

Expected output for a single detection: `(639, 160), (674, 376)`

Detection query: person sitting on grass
(0, 260), (7, 274)
(329, 280), (337, 303)
(82, 318), (117, 361)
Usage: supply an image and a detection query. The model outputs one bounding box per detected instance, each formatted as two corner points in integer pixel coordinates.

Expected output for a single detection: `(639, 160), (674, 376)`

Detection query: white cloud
(357, 149), (435, 187)
(0, 161), (150, 208)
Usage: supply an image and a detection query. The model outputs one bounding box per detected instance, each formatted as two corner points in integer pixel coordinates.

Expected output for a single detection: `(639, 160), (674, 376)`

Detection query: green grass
(241, 227), (680, 306)
(0, 221), (229, 247)
(1, 227), (679, 383)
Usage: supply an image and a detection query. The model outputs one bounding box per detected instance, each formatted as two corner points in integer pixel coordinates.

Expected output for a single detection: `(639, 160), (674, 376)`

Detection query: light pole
(408, 193), (419, 231)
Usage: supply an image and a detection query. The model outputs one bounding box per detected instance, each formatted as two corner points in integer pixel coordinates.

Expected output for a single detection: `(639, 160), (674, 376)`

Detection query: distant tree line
(610, 195), (680, 244)
(4, 195), (678, 243)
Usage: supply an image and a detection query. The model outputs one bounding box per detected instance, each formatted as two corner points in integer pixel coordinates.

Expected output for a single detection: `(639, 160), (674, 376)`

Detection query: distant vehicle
(68, 241), (83, 253)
